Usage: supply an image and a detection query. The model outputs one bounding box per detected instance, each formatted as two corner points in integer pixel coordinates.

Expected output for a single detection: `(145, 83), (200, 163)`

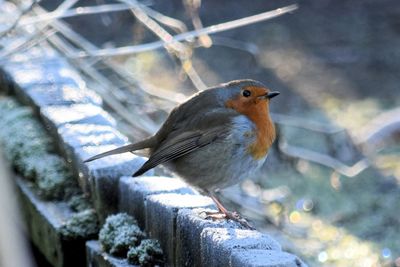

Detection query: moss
(0, 97), (99, 240)
(59, 209), (99, 239)
(67, 194), (92, 212)
(99, 213), (145, 257)
(127, 239), (164, 266)
(0, 97), (79, 200)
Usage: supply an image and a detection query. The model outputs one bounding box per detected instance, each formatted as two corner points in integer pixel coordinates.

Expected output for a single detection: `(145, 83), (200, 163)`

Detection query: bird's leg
(205, 192), (255, 230)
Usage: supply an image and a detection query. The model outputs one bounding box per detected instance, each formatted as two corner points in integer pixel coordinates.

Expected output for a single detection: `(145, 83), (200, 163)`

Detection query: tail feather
(84, 137), (155, 163)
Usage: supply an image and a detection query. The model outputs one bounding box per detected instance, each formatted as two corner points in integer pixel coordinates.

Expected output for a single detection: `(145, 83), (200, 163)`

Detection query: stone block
(41, 103), (116, 128)
(4, 61), (86, 89)
(86, 240), (134, 267)
(200, 227), (282, 267)
(40, 104), (117, 150)
(118, 176), (196, 228)
(25, 83), (102, 107)
(5, 45), (61, 63)
(145, 193), (215, 266)
(176, 208), (242, 267)
(230, 249), (307, 267)
(16, 177), (87, 267)
(58, 123), (127, 149)
(77, 145), (151, 222)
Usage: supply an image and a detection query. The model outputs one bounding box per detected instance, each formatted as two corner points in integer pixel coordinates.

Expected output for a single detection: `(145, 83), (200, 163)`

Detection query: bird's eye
(242, 90), (251, 97)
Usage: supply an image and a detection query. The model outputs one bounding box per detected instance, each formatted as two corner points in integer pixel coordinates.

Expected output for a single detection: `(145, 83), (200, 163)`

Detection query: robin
(85, 79), (279, 229)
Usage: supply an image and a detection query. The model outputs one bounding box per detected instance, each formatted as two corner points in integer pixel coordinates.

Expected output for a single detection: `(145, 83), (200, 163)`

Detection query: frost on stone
(99, 213), (145, 257)
(59, 209), (99, 239)
(67, 194), (92, 212)
(0, 97), (79, 200)
(31, 154), (76, 199)
(127, 239), (164, 267)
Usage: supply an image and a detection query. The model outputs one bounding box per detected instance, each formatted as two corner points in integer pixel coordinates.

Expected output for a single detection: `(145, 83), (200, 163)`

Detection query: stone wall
(0, 44), (307, 266)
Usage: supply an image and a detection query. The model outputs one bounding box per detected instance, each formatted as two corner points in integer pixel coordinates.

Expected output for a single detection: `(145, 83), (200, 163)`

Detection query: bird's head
(221, 79), (279, 116)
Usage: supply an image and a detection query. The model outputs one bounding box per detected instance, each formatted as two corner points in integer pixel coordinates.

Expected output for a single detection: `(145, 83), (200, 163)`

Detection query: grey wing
(132, 126), (229, 176)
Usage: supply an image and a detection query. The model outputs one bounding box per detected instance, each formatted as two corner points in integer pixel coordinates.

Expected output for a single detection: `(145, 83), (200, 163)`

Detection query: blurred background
(1, 0), (400, 266)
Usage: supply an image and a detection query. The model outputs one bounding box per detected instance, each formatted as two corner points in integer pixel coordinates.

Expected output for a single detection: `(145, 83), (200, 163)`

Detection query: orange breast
(226, 97), (276, 159)
(245, 102), (276, 159)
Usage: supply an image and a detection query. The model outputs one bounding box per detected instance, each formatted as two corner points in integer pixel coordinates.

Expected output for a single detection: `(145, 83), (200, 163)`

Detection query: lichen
(127, 239), (164, 266)
(0, 97), (78, 200)
(59, 209), (99, 239)
(0, 96), (99, 240)
(67, 194), (92, 212)
(99, 213), (145, 257)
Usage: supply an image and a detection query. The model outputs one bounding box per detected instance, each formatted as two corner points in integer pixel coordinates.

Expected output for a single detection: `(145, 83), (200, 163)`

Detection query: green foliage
(0, 97), (78, 200)
(60, 209), (99, 239)
(127, 239), (164, 267)
(67, 194), (93, 212)
(99, 213), (146, 257)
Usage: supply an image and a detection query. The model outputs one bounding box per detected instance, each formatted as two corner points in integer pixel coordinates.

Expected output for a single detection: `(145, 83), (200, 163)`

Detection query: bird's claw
(203, 210), (255, 230)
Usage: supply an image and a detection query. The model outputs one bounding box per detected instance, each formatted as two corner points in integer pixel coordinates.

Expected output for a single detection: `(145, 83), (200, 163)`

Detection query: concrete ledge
(230, 250), (306, 267)
(145, 193), (215, 266)
(16, 177), (88, 267)
(176, 208), (243, 267)
(1, 42), (308, 266)
(118, 176), (196, 228)
(86, 240), (135, 267)
(201, 227), (282, 267)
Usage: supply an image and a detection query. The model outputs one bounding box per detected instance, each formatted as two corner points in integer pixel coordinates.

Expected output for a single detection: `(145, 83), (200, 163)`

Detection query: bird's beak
(259, 91), (280, 100)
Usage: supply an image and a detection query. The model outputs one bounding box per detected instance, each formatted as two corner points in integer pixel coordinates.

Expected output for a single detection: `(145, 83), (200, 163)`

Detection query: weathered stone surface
(41, 104), (116, 129)
(40, 104), (118, 154)
(4, 62), (86, 89)
(86, 240), (135, 267)
(79, 147), (150, 222)
(176, 208), (243, 267)
(4, 45), (61, 64)
(119, 176), (196, 228)
(230, 249), (307, 267)
(201, 227), (282, 267)
(58, 124), (127, 149)
(25, 83), (102, 107)
(145, 193), (215, 266)
(16, 177), (87, 267)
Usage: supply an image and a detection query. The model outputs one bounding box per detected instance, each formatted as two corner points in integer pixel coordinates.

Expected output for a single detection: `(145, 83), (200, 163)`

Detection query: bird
(84, 79), (279, 229)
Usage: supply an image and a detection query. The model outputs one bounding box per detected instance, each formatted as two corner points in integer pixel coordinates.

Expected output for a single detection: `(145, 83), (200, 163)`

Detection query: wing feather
(132, 126), (229, 176)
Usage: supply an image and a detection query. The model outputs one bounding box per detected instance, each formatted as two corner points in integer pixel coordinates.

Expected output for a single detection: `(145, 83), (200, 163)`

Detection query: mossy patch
(99, 213), (164, 266)
(67, 194), (93, 212)
(60, 209), (99, 239)
(0, 98), (77, 200)
(127, 239), (164, 266)
(0, 96), (99, 240)
(99, 213), (146, 257)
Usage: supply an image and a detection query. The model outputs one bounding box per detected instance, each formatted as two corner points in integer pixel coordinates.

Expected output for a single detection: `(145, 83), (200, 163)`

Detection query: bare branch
(357, 107), (400, 146)
(70, 4), (299, 58)
(271, 113), (343, 134)
(278, 140), (369, 177)
(19, 3), (134, 26)
(0, 0), (40, 39)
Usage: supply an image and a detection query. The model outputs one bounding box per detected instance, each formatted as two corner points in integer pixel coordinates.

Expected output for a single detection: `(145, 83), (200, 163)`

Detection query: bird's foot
(204, 210), (227, 220)
(204, 210), (255, 230)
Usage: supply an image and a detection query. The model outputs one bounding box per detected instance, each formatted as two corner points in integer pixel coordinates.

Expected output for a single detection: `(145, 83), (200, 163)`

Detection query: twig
(28, 4), (162, 135)
(70, 4), (298, 58)
(183, 0), (212, 47)
(119, 0), (208, 90)
(0, 0), (40, 39)
(141, 5), (187, 34)
(18, 3), (134, 26)
(356, 107), (400, 146)
(271, 113), (343, 134)
(0, 0), (78, 58)
(278, 140), (369, 177)
(210, 36), (259, 57)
